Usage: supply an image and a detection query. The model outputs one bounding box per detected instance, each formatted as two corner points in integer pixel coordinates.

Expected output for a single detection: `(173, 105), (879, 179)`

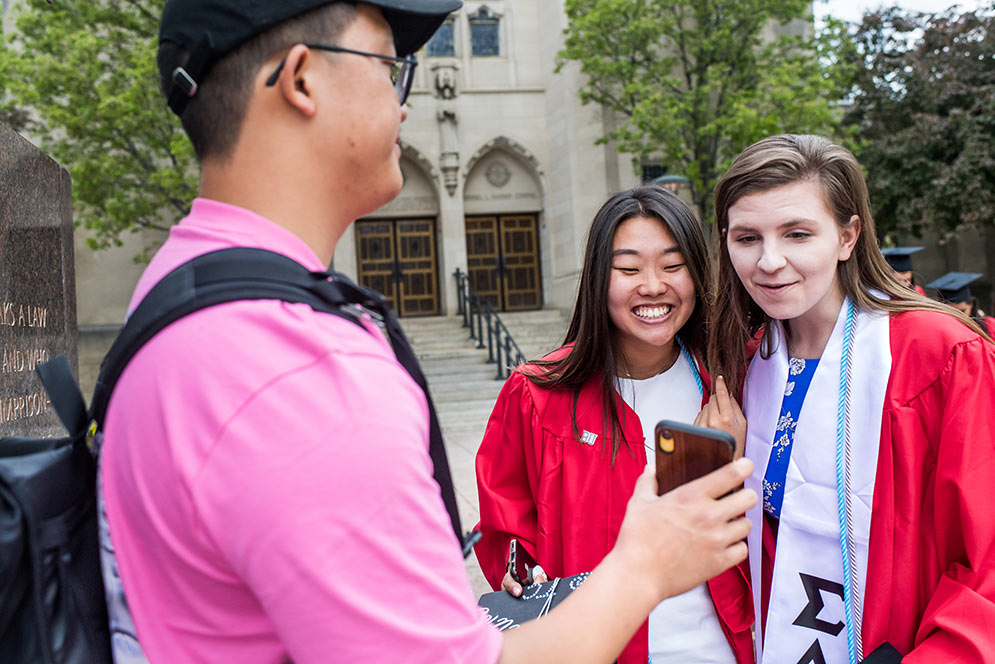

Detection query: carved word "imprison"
(0, 389), (51, 424)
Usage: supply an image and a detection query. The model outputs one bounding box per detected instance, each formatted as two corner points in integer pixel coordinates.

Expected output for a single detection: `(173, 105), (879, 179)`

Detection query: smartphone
(507, 538), (537, 586)
(654, 420), (736, 496)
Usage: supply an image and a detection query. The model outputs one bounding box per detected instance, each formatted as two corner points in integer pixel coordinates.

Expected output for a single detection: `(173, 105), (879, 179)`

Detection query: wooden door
(499, 215), (541, 311)
(464, 216), (501, 308)
(356, 218), (440, 317)
(395, 219), (439, 317)
(464, 214), (542, 311)
(356, 220), (399, 312)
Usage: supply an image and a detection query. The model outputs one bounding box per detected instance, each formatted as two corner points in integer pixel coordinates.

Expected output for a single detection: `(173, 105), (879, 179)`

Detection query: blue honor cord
(675, 336), (704, 397)
(835, 298), (860, 664)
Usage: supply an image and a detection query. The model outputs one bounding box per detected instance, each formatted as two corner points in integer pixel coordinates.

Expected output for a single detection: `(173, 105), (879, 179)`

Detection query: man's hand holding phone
(611, 458), (755, 604)
(496, 459), (756, 664)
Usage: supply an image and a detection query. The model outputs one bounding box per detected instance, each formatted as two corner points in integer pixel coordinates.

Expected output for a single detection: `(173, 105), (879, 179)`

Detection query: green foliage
(843, 4), (995, 239)
(0, 0), (196, 260)
(557, 0), (846, 221)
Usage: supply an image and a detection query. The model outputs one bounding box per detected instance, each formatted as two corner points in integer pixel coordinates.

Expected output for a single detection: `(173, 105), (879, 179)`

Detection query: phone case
(654, 420), (736, 496)
(507, 538), (538, 586)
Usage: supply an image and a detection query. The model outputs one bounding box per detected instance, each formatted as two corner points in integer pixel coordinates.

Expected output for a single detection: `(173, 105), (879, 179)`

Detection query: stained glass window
(427, 21), (455, 57)
(470, 8), (500, 57)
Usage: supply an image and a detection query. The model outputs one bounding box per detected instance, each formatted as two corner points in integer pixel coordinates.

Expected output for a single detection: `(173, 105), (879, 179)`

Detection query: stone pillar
(438, 173), (467, 316)
(0, 123), (78, 437)
(438, 107), (460, 198)
(433, 61), (466, 315)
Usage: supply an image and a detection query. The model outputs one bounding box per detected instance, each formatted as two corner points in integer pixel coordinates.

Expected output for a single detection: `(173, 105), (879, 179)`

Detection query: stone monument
(0, 123), (78, 437)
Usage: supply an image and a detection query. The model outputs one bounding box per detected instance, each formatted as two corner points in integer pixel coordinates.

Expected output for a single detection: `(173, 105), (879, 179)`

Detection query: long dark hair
(709, 134), (990, 395)
(526, 184), (711, 461)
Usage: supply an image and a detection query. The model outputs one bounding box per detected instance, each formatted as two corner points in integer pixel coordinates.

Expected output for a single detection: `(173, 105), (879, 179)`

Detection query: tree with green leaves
(0, 0), (196, 260)
(843, 5), (995, 239)
(557, 0), (849, 222)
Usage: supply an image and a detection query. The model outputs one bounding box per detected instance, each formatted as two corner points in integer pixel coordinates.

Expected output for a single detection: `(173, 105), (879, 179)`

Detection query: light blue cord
(835, 299), (858, 664)
(676, 336), (704, 397)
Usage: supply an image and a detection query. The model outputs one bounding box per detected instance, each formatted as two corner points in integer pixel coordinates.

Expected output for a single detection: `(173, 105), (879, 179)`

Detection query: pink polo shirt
(100, 199), (501, 663)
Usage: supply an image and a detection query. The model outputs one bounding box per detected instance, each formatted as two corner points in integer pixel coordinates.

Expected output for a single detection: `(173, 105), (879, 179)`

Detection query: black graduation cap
(881, 246), (924, 273)
(927, 272), (982, 303)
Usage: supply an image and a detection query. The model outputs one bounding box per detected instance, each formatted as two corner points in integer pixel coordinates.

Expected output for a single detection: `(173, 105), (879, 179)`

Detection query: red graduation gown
(759, 310), (995, 661)
(475, 348), (754, 664)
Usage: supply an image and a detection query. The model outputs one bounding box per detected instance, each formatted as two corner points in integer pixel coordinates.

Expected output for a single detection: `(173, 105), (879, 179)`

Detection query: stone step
(422, 365), (497, 380)
(430, 387), (502, 402)
(438, 335), (560, 347)
(425, 372), (504, 388)
(414, 342), (488, 354)
(404, 312), (565, 458)
(421, 358), (492, 372)
(401, 313), (568, 367)
(417, 344), (488, 356)
(401, 309), (566, 324)
(407, 330), (562, 349)
(434, 395), (503, 412)
(410, 323), (563, 338)
(402, 311), (568, 334)
(436, 401), (497, 415)
(438, 410), (499, 430)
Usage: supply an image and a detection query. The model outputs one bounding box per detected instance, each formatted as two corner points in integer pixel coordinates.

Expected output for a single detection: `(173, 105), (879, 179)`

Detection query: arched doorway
(463, 148), (544, 311)
(356, 157), (441, 317)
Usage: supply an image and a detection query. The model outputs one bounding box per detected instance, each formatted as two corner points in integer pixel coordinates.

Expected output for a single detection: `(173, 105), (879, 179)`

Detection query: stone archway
(462, 142), (544, 311)
(463, 136), (545, 191)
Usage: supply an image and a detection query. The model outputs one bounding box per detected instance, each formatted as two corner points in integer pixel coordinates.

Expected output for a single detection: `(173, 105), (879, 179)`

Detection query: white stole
(743, 300), (891, 663)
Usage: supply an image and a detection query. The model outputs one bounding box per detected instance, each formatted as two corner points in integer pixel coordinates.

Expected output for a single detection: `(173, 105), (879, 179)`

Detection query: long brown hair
(527, 184), (711, 462)
(709, 134), (990, 395)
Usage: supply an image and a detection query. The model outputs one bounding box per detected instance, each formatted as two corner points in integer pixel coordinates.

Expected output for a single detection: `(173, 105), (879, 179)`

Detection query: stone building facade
(332, 1), (643, 318)
(71, 0), (649, 390)
(62, 0), (993, 391)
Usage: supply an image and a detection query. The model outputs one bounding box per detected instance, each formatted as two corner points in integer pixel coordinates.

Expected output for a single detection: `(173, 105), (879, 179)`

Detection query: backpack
(0, 356), (109, 663)
(0, 247), (475, 663)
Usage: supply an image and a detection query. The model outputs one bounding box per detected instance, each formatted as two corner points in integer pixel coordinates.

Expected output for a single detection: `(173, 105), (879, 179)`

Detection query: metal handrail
(453, 268), (529, 380)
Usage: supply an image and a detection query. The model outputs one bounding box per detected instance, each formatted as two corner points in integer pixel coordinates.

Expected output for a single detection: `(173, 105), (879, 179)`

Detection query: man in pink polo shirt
(99, 1), (757, 662)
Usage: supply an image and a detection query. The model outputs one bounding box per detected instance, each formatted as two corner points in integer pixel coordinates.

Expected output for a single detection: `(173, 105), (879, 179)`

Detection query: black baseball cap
(160, 0), (462, 116)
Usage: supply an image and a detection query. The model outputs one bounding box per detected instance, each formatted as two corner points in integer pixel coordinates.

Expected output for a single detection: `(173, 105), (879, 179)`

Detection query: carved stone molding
(485, 160), (512, 188)
(398, 140), (440, 191)
(440, 153), (460, 196)
(469, 4), (504, 20)
(436, 105), (460, 196)
(431, 62), (460, 100)
(463, 136), (544, 182)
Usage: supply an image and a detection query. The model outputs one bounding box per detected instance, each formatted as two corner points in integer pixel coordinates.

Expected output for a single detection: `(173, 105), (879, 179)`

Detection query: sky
(814, 0), (991, 23)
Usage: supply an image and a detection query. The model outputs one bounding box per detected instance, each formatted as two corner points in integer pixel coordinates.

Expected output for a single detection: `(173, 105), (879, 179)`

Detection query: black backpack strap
(90, 248), (361, 425)
(317, 274), (478, 555)
(36, 354), (88, 436)
(90, 247), (475, 555)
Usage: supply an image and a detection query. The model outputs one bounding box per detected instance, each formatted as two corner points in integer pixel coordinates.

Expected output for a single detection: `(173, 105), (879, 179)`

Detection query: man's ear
(274, 44), (318, 117)
(839, 214), (861, 261)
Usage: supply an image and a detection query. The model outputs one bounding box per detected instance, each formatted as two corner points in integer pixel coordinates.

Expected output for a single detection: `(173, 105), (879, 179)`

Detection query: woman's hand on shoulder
(694, 375), (747, 459)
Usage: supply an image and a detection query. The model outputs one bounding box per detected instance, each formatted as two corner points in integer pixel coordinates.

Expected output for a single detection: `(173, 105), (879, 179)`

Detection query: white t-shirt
(617, 354), (736, 664)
